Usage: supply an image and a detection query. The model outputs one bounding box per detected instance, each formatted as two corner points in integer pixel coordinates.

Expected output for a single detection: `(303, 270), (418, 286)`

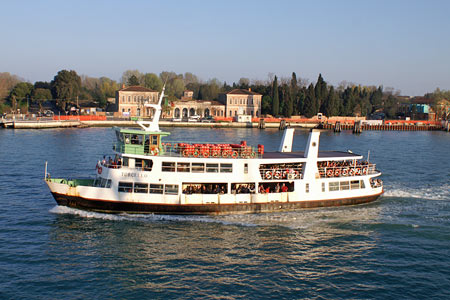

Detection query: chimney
(122, 83), (125, 89)
(248, 88), (251, 92)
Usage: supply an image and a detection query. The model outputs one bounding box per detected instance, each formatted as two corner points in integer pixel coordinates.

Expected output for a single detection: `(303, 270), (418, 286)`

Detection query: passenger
(275, 183), (280, 193)
(259, 185), (265, 194)
(281, 183), (288, 193)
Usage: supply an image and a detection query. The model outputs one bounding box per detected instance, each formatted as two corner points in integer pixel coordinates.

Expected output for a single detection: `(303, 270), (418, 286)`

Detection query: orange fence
(53, 115), (107, 121)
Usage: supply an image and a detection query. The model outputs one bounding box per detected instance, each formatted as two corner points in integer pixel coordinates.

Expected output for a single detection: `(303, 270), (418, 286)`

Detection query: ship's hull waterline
(51, 191), (383, 215)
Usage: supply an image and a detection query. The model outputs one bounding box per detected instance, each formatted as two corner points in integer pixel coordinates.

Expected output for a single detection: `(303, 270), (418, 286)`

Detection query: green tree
(9, 82), (33, 100)
(261, 95), (272, 115)
(304, 84), (316, 118)
(127, 75), (140, 86)
(142, 73), (163, 91)
(315, 73), (327, 113)
(121, 70), (143, 85)
(272, 76), (279, 116)
(51, 70), (81, 111)
(290, 72), (298, 115)
(32, 88), (52, 111)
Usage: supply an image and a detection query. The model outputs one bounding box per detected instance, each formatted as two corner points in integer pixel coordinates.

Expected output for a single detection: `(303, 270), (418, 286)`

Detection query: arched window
(174, 108), (180, 118)
(182, 108), (188, 117)
(204, 108), (210, 117)
(189, 108), (195, 116)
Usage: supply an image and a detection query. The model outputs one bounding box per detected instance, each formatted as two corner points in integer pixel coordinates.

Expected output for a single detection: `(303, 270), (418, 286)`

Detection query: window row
(328, 180), (365, 192)
(162, 162), (232, 173)
(94, 177), (112, 188)
(118, 182), (178, 195)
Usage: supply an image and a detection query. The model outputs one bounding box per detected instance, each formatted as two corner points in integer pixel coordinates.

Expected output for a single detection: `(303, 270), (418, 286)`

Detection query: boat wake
(49, 205), (257, 227)
(383, 183), (450, 201)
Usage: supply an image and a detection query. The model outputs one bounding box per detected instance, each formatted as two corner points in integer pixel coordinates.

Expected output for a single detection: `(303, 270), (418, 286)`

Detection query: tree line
(0, 70), (447, 118)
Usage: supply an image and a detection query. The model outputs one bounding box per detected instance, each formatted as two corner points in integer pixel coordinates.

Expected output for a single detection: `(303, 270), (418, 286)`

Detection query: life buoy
(203, 151), (209, 158)
(212, 151), (219, 157)
(342, 168), (348, 176)
(232, 151), (238, 159)
(97, 166), (102, 174)
(334, 168), (341, 176)
(193, 151), (200, 158)
(250, 152), (256, 158)
(274, 171), (281, 179)
(182, 150), (189, 157)
(153, 148), (159, 156)
(327, 169), (333, 177)
(356, 168), (361, 175)
(282, 170), (288, 179)
(349, 168), (355, 176)
(265, 171), (272, 179)
(222, 151), (229, 158)
(362, 167), (368, 175)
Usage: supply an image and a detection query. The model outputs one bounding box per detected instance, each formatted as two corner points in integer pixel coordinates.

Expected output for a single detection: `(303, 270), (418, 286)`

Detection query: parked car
(201, 116), (214, 123)
(188, 115), (200, 122)
(172, 117), (182, 122)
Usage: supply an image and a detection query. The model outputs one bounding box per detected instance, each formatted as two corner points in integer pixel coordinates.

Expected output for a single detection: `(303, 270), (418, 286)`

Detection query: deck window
(122, 157), (129, 167)
(136, 159), (153, 171)
(192, 163), (205, 173)
(165, 184), (178, 195)
(134, 183), (149, 193)
(361, 180), (366, 189)
(322, 182), (325, 192)
(329, 182), (339, 191)
(177, 162), (190, 172)
(162, 162), (176, 172)
(340, 181), (350, 191)
(350, 180), (360, 190)
(118, 182), (133, 193)
(306, 183), (309, 193)
(220, 163), (233, 173)
(150, 184), (163, 194)
(206, 163), (219, 173)
(151, 135), (158, 145)
(244, 163), (248, 174)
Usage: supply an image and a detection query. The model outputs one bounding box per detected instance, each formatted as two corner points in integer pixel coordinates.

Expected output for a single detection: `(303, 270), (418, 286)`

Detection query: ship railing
(259, 167), (303, 180)
(161, 142), (264, 159)
(318, 164), (377, 178)
(100, 160), (122, 169)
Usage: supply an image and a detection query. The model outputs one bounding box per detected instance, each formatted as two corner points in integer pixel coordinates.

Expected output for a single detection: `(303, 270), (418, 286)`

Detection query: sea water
(0, 128), (449, 299)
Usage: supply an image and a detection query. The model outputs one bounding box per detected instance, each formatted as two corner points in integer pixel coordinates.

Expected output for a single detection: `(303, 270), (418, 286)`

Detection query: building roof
(411, 97), (434, 105)
(120, 86), (157, 92)
(226, 89), (262, 96)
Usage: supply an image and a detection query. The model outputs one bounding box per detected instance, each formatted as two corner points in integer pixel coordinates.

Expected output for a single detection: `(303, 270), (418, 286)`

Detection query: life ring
(274, 171), (281, 179)
(362, 167), (368, 175)
(334, 168), (341, 177)
(232, 151), (238, 159)
(356, 168), (361, 175)
(193, 151), (200, 158)
(342, 168), (348, 176)
(222, 151), (229, 158)
(282, 170), (288, 179)
(326, 169), (333, 177)
(265, 171), (272, 179)
(250, 152), (256, 158)
(349, 168), (355, 176)
(182, 150), (189, 157)
(153, 148), (159, 156)
(203, 151), (209, 158)
(212, 151), (219, 157)
(97, 166), (102, 174)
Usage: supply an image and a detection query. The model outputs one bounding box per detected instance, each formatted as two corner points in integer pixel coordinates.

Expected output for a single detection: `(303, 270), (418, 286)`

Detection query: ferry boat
(45, 87), (383, 214)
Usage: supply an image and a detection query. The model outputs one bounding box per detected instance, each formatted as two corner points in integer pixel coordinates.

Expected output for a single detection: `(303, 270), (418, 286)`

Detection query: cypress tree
(272, 76), (279, 116)
(290, 72), (298, 115)
(304, 83), (316, 118)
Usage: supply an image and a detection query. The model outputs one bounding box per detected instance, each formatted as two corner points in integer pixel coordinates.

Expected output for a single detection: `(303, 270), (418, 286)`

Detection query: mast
(139, 85), (165, 132)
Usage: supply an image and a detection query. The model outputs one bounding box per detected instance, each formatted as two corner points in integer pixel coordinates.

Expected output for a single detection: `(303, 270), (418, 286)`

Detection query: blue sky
(1, 0), (449, 95)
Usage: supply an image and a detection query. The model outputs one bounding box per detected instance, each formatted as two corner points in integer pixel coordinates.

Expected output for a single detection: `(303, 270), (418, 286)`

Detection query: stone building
(170, 99), (225, 119)
(115, 86), (159, 117)
(219, 89), (262, 117)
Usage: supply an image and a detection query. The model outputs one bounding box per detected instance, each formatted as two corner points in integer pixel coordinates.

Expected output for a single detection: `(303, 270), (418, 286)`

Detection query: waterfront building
(218, 89), (262, 118)
(115, 86), (159, 117)
(170, 99), (225, 119)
